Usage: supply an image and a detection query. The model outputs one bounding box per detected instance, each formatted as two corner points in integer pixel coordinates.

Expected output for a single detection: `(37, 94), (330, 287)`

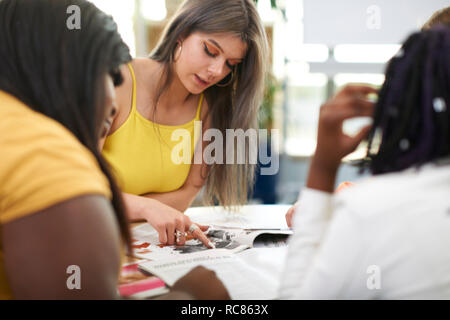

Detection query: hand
(172, 266), (231, 300)
(315, 85), (377, 169)
(141, 199), (212, 248)
(307, 85), (377, 192)
(285, 202), (300, 228)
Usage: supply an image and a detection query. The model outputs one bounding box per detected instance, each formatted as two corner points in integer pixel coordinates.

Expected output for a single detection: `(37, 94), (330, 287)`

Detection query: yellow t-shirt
(0, 90), (112, 299)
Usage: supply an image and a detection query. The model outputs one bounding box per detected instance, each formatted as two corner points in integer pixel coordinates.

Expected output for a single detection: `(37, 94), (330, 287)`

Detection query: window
(90, 0), (136, 56)
(275, 2), (401, 159)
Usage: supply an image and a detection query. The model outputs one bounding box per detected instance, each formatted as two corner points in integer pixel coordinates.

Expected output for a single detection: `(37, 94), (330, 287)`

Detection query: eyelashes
(203, 42), (234, 70)
(203, 42), (216, 58)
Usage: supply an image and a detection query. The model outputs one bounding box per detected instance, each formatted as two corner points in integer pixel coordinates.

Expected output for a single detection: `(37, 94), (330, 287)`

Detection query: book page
(236, 247), (288, 281)
(233, 229), (293, 247)
(139, 249), (279, 300)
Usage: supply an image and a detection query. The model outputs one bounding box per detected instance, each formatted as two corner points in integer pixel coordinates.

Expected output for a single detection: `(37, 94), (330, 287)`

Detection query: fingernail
(208, 241), (216, 249)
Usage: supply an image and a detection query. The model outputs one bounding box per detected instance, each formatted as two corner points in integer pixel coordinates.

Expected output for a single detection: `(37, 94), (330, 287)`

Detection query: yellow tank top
(102, 63), (203, 196)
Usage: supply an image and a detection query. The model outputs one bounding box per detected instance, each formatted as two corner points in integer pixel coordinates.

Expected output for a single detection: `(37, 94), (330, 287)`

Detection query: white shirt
(279, 162), (450, 299)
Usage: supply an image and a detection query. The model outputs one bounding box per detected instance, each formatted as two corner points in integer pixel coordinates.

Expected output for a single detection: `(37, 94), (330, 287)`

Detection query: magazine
(118, 260), (169, 298)
(131, 223), (292, 261)
(132, 205), (292, 299)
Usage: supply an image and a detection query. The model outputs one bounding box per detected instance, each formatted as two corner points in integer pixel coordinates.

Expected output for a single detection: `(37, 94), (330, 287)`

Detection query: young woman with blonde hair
(101, 0), (269, 246)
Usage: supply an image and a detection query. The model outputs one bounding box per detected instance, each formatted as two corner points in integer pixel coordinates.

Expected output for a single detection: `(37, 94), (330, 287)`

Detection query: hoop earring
(174, 42), (183, 62)
(216, 68), (235, 87)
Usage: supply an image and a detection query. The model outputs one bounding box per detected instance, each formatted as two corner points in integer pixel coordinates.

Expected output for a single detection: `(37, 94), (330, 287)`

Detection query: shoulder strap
(195, 93), (204, 120)
(127, 63), (137, 112)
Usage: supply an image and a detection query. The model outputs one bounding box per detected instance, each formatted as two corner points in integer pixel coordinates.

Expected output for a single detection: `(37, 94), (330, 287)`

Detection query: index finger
(192, 228), (215, 249)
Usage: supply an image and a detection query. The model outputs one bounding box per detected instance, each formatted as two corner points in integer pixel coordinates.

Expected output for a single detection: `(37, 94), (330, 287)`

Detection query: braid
(363, 27), (450, 174)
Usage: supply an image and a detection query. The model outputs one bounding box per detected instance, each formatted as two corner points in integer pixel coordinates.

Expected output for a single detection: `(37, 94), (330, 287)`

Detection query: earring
(216, 67), (235, 87)
(174, 42), (183, 62)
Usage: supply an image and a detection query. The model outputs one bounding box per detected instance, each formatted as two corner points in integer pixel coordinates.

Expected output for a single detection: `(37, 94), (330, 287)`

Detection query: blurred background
(91, 0), (449, 205)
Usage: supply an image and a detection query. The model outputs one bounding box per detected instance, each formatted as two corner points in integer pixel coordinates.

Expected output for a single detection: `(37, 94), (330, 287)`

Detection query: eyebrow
(207, 38), (244, 61)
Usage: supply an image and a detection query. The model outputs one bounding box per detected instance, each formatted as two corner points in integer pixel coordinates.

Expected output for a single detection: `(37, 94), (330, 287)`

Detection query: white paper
(185, 204), (291, 230)
(139, 249), (280, 300)
(237, 247), (288, 281)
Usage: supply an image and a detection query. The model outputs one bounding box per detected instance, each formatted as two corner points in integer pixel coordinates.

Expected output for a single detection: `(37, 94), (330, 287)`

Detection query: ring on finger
(174, 230), (186, 241)
(188, 224), (200, 233)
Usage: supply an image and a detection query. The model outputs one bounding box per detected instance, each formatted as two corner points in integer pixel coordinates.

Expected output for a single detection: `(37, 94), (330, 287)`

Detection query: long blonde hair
(150, 0), (269, 208)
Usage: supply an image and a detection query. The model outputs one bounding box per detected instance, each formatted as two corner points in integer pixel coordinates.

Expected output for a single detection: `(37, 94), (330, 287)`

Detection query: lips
(194, 74), (210, 87)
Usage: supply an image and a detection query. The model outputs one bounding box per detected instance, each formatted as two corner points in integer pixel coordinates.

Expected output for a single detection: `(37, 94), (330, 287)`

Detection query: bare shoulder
(132, 57), (155, 70)
(109, 58), (159, 135)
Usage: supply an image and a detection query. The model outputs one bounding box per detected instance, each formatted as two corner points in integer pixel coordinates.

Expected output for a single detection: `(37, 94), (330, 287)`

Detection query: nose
(207, 59), (226, 80)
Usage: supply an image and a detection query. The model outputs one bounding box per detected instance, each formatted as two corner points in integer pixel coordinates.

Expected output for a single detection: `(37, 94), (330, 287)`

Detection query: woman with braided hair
(279, 27), (450, 299)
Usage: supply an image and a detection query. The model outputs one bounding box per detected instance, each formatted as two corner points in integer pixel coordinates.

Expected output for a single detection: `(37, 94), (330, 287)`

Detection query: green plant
(259, 73), (279, 130)
(253, 0), (281, 130)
